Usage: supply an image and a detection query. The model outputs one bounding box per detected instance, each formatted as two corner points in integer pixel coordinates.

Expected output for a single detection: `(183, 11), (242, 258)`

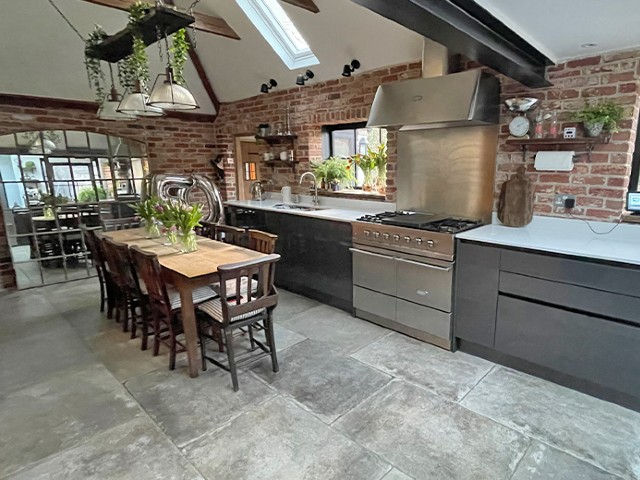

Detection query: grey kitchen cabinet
(226, 206), (353, 311)
(453, 241), (501, 348)
(454, 239), (640, 411)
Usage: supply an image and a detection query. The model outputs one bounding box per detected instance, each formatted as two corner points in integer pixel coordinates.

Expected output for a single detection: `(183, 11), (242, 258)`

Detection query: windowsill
(318, 190), (387, 201)
(621, 214), (640, 224)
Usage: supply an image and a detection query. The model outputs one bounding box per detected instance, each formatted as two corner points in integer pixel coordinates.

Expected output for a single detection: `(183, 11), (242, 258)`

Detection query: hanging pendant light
(29, 135), (56, 154)
(98, 65), (137, 121)
(148, 67), (199, 110)
(118, 80), (164, 117)
(98, 86), (137, 121)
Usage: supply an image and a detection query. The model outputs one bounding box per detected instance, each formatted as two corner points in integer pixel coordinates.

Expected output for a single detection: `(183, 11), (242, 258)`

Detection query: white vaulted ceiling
(2, 0), (639, 114)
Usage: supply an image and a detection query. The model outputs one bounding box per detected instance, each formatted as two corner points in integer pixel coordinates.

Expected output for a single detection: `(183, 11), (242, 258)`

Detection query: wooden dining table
(103, 227), (267, 378)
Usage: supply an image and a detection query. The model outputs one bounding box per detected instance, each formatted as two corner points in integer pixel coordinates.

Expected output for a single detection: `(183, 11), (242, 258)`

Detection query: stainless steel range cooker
(351, 211), (482, 350)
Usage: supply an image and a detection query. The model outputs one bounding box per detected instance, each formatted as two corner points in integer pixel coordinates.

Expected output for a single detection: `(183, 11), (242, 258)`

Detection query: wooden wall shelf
(255, 134), (298, 145)
(506, 136), (610, 161)
(265, 160), (299, 171)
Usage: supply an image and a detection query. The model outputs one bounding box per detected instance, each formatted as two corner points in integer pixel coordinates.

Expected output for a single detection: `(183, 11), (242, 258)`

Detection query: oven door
(350, 247), (396, 296)
(396, 257), (453, 312)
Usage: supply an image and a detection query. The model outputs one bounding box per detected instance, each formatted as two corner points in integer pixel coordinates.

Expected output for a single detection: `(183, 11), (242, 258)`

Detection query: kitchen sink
(273, 204), (323, 211)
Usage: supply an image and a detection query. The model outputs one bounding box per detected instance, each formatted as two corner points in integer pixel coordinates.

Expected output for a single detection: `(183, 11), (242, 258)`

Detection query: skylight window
(236, 0), (319, 70)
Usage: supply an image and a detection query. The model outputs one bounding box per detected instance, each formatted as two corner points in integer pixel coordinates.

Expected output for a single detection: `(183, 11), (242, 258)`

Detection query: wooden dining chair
(101, 237), (139, 335)
(213, 224), (246, 246)
(196, 220), (217, 239)
(247, 229), (278, 254)
(197, 254), (281, 391)
(94, 231), (120, 320)
(102, 217), (140, 231)
(130, 246), (217, 369)
(80, 225), (112, 314)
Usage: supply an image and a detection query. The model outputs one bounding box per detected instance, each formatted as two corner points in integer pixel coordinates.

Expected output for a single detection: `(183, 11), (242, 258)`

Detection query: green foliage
(131, 196), (164, 222)
(312, 157), (355, 186)
(84, 25), (108, 102)
(163, 199), (204, 233)
(120, 2), (152, 90)
(40, 192), (70, 206)
(78, 186), (107, 203)
(170, 29), (189, 86)
(572, 101), (624, 133)
(23, 160), (36, 173)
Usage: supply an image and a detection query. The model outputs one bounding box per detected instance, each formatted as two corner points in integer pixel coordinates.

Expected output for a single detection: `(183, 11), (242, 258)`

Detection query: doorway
(234, 137), (261, 200)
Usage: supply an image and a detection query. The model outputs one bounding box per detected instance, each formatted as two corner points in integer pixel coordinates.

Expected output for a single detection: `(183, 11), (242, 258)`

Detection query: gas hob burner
(356, 211), (483, 234)
(422, 218), (484, 234)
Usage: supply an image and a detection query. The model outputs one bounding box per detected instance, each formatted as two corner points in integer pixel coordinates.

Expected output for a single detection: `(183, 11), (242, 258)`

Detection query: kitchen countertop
(225, 196), (395, 224)
(456, 215), (640, 266)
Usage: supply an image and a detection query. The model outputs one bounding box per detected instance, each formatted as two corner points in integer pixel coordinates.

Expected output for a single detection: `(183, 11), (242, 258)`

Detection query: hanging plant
(119, 2), (152, 91)
(169, 28), (189, 86)
(84, 25), (108, 102)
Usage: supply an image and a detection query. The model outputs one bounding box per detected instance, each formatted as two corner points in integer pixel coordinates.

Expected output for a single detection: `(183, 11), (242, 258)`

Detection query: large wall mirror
(0, 130), (148, 289)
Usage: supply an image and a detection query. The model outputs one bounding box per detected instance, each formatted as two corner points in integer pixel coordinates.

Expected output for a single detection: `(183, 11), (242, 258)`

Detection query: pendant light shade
(29, 136), (56, 154)
(117, 81), (164, 117)
(148, 68), (199, 110)
(98, 87), (137, 121)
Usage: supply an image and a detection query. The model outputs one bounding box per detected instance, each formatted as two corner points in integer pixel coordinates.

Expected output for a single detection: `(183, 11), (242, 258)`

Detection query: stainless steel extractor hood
(367, 69), (500, 130)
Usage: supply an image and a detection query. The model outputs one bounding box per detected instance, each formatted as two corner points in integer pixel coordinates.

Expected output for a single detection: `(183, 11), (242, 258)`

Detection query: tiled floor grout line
(456, 363), (497, 404)
(347, 330), (395, 357)
(506, 438), (534, 480)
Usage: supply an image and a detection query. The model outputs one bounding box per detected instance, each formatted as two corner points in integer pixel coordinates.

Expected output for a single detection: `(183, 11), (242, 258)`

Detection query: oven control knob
(373, 232), (380, 239)
(427, 240), (435, 248)
(364, 230), (371, 237)
(382, 233), (390, 240)
(404, 236), (411, 243)
(415, 238), (423, 245)
(393, 234), (400, 242)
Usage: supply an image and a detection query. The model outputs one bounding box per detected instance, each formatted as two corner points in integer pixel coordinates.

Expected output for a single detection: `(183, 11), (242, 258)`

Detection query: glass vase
(362, 170), (375, 192)
(376, 171), (387, 195)
(144, 218), (161, 239)
(180, 230), (198, 253)
(166, 229), (178, 245)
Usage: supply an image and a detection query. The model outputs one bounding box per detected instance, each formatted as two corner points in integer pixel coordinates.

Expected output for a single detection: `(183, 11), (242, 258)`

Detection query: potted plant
(84, 25), (108, 102)
(350, 151), (377, 191)
(39, 192), (70, 217)
(132, 196), (164, 238)
(573, 101), (624, 137)
(312, 157), (354, 191)
(78, 186), (108, 203)
(164, 200), (204, 252)
(119, 2), (152, 93)
(23, 160), (37, 176)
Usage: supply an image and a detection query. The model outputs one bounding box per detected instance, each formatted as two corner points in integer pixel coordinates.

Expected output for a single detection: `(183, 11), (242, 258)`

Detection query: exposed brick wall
(466, 49), (640, 221)
(0, 104), (218, 292)
(212, 62), (423, 200)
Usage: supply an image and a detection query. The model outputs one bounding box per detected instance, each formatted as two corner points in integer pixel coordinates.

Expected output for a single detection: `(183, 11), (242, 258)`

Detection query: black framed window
(322, 122), (387, 186)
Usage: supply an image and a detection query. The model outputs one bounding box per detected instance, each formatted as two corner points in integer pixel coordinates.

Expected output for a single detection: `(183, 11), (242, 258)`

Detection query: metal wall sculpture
(143, 173), (224, 224)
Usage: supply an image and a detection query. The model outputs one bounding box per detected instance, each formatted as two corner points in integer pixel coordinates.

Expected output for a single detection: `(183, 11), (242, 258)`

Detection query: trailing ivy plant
(119, 2), (152, 91)
(170, 29), (189, 86)
(84, 25), (108, 102)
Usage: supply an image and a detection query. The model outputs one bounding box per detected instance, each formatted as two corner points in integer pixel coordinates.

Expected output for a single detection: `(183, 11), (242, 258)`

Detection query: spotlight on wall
(342, 59), (361, 77)
(260, 78), (278, 94)
(295, 69), (315, 86)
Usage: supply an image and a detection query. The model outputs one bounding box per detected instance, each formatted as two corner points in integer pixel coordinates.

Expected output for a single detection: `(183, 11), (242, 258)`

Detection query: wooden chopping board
(498, 166), (535, 227)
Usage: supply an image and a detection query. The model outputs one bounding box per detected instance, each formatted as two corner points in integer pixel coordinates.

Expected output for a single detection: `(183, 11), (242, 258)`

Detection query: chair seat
(168, 286), (217, 310)
(198, 297), (265, 324)
(211, 277), (258, 299)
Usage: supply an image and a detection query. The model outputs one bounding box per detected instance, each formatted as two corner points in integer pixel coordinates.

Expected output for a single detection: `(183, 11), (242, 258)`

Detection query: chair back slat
(130, 246), (172, 314)
(217, 254), (280, 325)
(213, 224), (245, 245)
(106, 239), (141, 293)
(247, 229), (278, 254)
(102, 217), (140, 231)
(196, 221), (217, 239)
(80, 225), (106, 270)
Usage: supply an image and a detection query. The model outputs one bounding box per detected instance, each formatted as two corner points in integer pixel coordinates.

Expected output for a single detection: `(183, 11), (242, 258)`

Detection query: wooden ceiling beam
(280, 0), (320, 13)
(80, 0), (240, 40)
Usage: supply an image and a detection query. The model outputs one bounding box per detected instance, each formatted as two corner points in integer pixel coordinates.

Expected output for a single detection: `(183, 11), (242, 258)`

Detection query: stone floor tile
(382, 468), (414, 480)
(278, 304), (390, 354)
(511, 441), (623, 480)
(249, 340), (391, 423)
(460, 367), (640, 480)
(334, 380), (529, 480)
(7, 417), (204, 480)
(273, 288), (321, 322)
(352, 332), (494, 401)
(0, 364), (142, 478)
(85, 329), (170, 382)
(184, 395), (390, 480)
(124, 367), (276, 447)
(64, 304), (121, 339)
(0, 322), (95, 393)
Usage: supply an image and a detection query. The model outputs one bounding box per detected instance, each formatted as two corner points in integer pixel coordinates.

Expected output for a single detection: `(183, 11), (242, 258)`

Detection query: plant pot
(330, 181), (340, 192)
(584, 121), (604, 137)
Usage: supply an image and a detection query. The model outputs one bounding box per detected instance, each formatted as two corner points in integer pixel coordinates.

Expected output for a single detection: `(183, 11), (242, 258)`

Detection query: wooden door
(236, 140), (261, 200)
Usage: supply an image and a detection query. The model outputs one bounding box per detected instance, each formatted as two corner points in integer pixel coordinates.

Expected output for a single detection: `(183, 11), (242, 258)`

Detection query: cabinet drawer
(396, 257), (452, 311)
(351, 248), (396, 295)
(396, 299), (451, 341)
(495, 296), (640, 399)
(500, 249), (640, 298)
(353, 286), (395, 321)
(499, 272), (640, 326)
